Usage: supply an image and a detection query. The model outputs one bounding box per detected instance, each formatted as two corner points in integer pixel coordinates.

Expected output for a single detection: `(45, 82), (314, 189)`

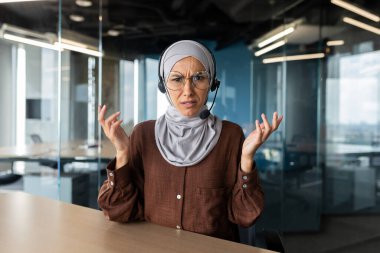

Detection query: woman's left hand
(241, 112), (283, 173)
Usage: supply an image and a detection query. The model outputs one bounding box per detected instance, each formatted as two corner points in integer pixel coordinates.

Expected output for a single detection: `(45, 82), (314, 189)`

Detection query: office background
(0, 0), (379, 252)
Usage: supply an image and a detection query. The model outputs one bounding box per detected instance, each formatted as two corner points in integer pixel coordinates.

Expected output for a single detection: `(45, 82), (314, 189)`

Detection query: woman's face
(166, 57), (209, 117)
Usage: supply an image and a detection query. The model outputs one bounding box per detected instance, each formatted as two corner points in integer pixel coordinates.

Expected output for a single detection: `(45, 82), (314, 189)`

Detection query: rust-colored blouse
(98, 120), (264, 242)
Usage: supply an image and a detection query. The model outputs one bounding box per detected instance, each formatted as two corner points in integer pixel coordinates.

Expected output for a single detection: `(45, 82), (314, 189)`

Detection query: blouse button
(242, 183), (247, 189)
(110, 181), (114, 186)
(242, 175), (248, 180)
(109, 172), (114, 177)
(176, 194), (182, 200)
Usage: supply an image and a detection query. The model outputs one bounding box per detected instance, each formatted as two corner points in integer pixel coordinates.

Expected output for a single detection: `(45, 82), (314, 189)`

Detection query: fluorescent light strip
(258, 27), (295, 48)
(255, 40), (286, 56)
(61, 38), (90, 49)
(3, 33), (60, 50)
(3, 33), (103, 56)
(0, 0), (43, 3)
(331, 0), (380, 22)
(343, 17), (380, 35)
(326, 40), (344, 46)
(1, 23), (47, 40)
(54, 42), (103, 57)
(263, 53), (325, 64)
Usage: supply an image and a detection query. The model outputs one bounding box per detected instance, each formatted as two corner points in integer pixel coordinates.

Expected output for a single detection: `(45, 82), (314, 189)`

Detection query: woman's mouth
(181, 101), (197, 108)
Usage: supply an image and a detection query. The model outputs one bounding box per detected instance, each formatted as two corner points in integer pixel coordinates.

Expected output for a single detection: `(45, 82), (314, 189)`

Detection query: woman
(97, 40), (283, 242)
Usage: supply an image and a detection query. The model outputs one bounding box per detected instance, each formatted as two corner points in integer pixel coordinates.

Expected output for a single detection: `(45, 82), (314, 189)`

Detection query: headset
(157, 41), (221, 119)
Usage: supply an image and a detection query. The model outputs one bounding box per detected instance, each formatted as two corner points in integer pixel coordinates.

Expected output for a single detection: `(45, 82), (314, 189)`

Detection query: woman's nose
(182, 78), (194, 95)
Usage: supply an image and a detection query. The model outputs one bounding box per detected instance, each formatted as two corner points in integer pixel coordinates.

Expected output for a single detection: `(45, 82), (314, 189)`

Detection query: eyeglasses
(166, 71), (210, 91)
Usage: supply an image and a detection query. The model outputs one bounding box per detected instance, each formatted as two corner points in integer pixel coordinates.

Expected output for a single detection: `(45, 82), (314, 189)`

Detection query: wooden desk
(0, 140), (115, 163)
(0, 191), (276, 253)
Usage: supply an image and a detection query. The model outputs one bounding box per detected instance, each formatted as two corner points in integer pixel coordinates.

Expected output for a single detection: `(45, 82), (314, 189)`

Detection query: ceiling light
(343, 17), (380, 35)
(255, 40), (286, 56)
(61, 38), (89, 48)
(75, 0), (92, 7)
(326, 40), (344, 46)
(107, 30), (120, 37)
(331, 0), (380, 22)
(54, 42), (103, 57)
(258, 27), (295, 48)
(0, 0), (44, 3)
(1, 24), (102, 56)
(250, 18), (304, 50)
(69, 14), (85, 22)
(3, 33), (60, 51)
(263, 53), (325, 64)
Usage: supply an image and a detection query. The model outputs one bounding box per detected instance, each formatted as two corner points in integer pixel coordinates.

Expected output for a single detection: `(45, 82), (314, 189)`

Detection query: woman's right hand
(98, 104), (130, 155)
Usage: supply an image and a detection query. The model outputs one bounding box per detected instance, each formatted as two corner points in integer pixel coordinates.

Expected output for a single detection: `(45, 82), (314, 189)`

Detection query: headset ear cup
(158, 80), (166, 93)
(211, 79), (220, 92)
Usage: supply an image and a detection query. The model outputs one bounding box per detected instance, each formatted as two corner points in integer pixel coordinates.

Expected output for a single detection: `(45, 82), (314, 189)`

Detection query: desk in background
(0, 140), (115, 166)
(0, 191), (276, 253)
(0, 141), (115, 207)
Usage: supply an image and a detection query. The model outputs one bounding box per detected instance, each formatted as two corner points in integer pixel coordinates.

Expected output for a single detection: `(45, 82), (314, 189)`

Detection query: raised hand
(241, 112), (283, 172)
(98, 105), (130, 168)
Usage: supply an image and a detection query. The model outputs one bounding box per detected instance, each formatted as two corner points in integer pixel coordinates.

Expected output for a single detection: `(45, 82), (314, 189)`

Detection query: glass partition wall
(0, 0), (108, 208)
(250, 1), (380, 252)
(0, 1), (61, 198)
(59, 0), (103, 208)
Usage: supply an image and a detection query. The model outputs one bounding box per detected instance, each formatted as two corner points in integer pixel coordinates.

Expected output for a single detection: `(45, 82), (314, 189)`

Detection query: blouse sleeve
(227, 131), (264, 228)
(97, 127), (145, 223)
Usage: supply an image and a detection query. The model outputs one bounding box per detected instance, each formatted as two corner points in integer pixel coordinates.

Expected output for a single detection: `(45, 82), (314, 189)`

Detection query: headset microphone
(199, 109), (210, 120)
(199, 81), (220, 120)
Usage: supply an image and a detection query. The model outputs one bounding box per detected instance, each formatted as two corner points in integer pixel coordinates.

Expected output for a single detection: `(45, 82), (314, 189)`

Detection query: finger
(261, 113), (270, 127)
(272, 112), (284, 130)
(105, 111), (121, 128)
(98, 105), (107, 125)
(110, 119), (123, 136)
(261, 113), (271, 130)
(278, 114), (284, 125)
(260, 113), (272, 140)
(255, 120), (262, 137)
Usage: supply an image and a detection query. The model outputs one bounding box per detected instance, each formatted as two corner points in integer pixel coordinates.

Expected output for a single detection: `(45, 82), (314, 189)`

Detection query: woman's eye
(193, 75), (205, 81)
(193, 75), (201, 81)
(171, 77), (183, 82)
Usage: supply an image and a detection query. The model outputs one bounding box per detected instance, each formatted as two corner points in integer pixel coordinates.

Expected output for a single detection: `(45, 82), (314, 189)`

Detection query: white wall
(24, 45), (60, 144)
(0, 41), (15, 146)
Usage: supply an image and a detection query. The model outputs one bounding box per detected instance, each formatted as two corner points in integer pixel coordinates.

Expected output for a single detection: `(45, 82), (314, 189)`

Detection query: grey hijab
(155, 40), (222, 167)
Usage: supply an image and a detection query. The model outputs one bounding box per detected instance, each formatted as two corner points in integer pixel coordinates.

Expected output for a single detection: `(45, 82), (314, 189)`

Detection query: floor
(283, 215), (380, 253)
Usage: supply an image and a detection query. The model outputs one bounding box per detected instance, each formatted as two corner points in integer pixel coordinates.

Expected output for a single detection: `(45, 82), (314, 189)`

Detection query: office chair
(0, 162), (22, 186)
(240, 226), (285, 253)
(263, 230), (285, 253)
(30, 134), (58, 169)
(30, 134), (43, 143)
(254, 229), (285, 253)
(0, 173), (22, 186)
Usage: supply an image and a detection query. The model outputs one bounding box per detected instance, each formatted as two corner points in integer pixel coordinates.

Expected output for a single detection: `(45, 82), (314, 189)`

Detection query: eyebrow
(169, 70), (206, 76)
